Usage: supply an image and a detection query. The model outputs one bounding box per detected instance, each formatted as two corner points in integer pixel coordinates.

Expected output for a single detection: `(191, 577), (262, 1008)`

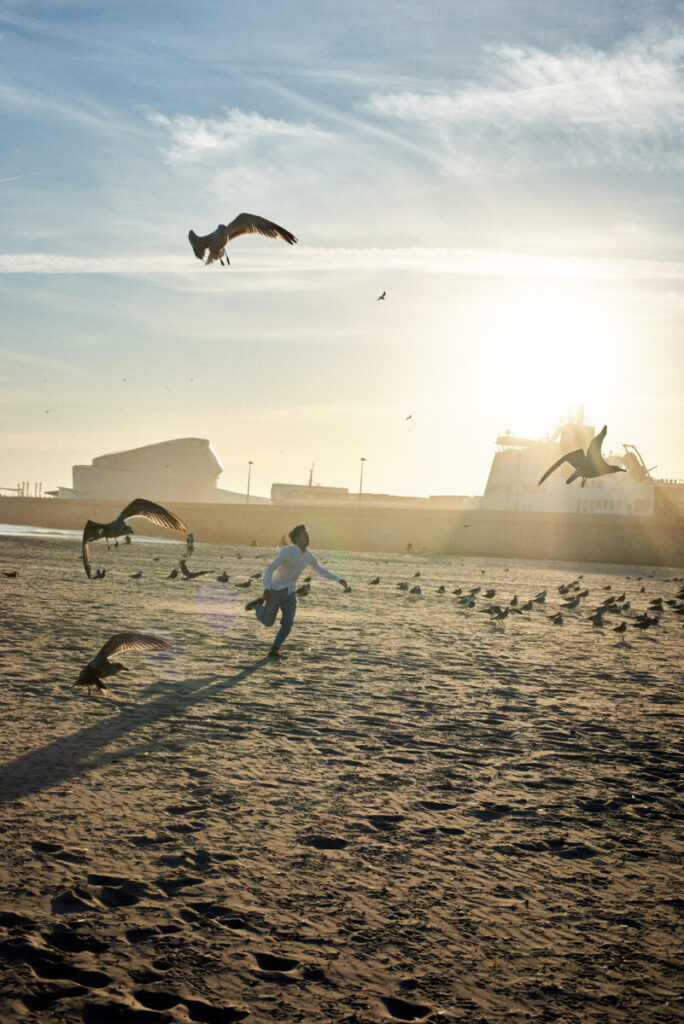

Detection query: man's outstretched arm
(310, 555), (347, 588)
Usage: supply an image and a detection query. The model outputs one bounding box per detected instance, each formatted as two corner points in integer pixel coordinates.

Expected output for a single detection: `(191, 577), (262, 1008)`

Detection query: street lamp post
(246, 460), (253, 504)
(359, 457), (366, 504)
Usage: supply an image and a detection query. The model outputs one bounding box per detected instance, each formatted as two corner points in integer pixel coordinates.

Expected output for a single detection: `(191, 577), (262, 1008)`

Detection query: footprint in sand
(381, 995), (433, 1021)
(132, 989), (248, 1023)
(302, 834), (348, 850)
(45, 925), (108, 954)
(252, 950), (301, 982)
(51, 886), (101, 914)
(0, 936), (111, 988)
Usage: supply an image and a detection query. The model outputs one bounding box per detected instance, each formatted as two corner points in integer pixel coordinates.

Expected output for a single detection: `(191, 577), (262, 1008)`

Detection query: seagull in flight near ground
(377, 291), (386, 301)
(188, 213), (297, 266)
(82, 499), (189, 578)
(538, 426), (626, 488)
(74, 633), (171, 694)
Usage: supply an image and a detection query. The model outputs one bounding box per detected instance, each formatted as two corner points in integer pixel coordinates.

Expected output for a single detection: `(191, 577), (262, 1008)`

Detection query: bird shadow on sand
(0, 658), (268, 806)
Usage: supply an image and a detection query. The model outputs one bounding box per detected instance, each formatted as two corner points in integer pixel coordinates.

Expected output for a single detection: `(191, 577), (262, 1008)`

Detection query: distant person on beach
(246, 524), (347, 659)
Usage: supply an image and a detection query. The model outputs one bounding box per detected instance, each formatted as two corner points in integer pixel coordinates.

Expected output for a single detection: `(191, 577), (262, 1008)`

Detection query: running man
(246, 524), (347, 658)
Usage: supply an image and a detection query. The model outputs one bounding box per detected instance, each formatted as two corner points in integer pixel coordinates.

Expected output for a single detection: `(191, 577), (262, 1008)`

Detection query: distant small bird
(510, 595), (518, 606)
(562, 595), (581, 609)
(437, 585), (446, 594)
(520, 601), (534, 612)
(452, 587), (462, 595)
(93, 568), (106, 579)
(589, 610), (605, 627)
(550, 612), (564, 625)
(129, 571), (143, 579)
(614, 621), (627, 634)
(82, 499), (188, 578)
(532, 591), (547, 604)
(397, 582), (410, 591)
(410, 585), (422, 595)
(413, 571), (421, 578)
(167, 568), (179, 579)
(369, 577), (380, 585)
(377, 291), (386, 301)
(343, 585), (352, 593)
(251, 572), (262, 579)
(216, 571), (230, 583)
(493, 607), (509, 621)
(2, 571), (18, 578)
(188, 213), (297, 266)
(538, 425), (626, 488)
(234, 579), (252, 589)
(296, 582), (310, 596)
(74, 633), (171, 695)
(179, 559), (210, 580)
(470, 586), (481, 595)
(484, 589), (496, 599)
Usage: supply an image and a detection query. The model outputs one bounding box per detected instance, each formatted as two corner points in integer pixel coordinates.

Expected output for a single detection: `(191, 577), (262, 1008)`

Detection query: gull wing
(119, 498), (189, 534)
(81, 520), (102, 578)
(538, 448), (585, 486)
(224, 213), (297, 246)
(188, 229), (209, 260)
(97, 632), (172, 661)
(586, 425), (608, 470)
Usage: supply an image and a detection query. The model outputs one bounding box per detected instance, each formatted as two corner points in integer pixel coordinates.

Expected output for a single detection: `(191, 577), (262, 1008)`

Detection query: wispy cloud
(365, 33), (684, 167)
(147, 107), (328, 163)
(1, 247), (684, 282)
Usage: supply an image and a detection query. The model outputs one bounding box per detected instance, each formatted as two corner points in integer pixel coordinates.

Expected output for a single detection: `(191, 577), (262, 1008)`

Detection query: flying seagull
(377, 291), (386, 301)
(82, 499), (189, 578)
(179, 559), (210, 580)
(74, 633), (172, 695)
(188, 213), (297, 266)
(538, 425), (626, 488)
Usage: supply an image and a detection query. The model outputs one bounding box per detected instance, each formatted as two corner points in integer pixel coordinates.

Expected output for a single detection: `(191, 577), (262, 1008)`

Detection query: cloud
(364, 32), (684, 167)
(1, 247), (684, 282)
(147, 107), (328, 163)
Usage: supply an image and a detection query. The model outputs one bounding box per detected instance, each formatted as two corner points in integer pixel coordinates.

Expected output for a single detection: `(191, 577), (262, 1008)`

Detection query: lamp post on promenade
(359, 457), (366, 504)
(246, 461), (253, 504)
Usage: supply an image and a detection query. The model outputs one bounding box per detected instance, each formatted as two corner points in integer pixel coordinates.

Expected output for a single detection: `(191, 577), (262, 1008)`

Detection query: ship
(480, 408), (683, 519)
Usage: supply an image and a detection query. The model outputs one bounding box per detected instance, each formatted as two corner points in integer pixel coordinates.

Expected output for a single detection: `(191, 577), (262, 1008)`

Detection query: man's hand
(339, 578), (348, 588)
(263, 589), (272, 601)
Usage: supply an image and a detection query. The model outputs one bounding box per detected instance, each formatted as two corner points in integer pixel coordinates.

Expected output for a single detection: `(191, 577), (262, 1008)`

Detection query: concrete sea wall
(1, 497), (682, 568)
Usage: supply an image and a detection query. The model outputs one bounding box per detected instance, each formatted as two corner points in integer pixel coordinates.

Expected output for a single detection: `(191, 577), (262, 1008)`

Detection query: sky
(1, 0), (683, 500)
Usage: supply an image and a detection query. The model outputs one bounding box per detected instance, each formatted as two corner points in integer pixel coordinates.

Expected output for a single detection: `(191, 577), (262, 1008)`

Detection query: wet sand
(1, 533), (682, 1023)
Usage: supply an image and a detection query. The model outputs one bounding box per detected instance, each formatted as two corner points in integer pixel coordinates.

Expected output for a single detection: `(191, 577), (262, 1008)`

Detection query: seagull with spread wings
(538, 425), (626, 488)
(188, 213), (297, 266)
(74, 633), (172, 694)
(82, 499), (189, 578)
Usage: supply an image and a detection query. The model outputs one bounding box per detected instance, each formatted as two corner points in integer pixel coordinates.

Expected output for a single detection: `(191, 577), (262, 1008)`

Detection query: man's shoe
(245, 597), (265, 611)
(267, 645), (282, 659)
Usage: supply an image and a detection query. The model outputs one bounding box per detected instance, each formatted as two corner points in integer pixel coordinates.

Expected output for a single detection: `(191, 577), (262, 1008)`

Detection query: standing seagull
(74, 633), (172, 695)
(188, 213), (297, 266)
(538, 426), (626, 488)
(82, 499), (189, 578)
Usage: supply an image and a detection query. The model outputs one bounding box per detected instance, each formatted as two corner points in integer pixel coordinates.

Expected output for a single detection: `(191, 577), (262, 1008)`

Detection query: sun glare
(437, 282), (634, 439)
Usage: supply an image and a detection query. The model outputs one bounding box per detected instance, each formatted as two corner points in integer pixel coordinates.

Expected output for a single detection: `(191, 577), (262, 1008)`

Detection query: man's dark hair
(289, 524), (307, 543)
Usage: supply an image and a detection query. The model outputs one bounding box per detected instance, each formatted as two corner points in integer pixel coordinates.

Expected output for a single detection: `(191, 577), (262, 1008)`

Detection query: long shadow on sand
(0, 658), (268, 805)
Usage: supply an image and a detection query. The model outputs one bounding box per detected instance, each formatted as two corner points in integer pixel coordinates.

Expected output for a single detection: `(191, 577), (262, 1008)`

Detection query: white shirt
(263, 545), (341, 594)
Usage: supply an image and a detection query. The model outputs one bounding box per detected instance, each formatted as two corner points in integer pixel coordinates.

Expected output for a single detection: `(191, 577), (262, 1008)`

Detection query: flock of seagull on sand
(8, 410), (677, 695)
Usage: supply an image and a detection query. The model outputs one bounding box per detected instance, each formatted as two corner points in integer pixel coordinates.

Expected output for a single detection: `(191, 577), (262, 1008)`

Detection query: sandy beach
(0, 531), (682, 1024)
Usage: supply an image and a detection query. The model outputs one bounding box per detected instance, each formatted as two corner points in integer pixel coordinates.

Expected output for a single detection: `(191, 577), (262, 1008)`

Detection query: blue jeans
(256, 588), (297, 649)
